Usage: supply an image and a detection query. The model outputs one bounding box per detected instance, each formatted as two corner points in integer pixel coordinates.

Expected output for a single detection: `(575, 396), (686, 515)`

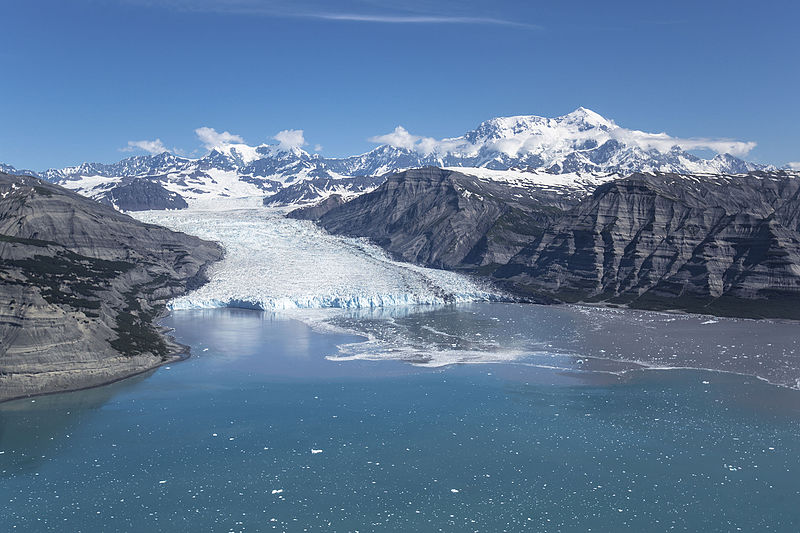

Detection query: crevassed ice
(133, 198), (502, 311)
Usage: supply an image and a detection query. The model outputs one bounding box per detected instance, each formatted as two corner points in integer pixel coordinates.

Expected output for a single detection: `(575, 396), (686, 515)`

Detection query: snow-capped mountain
(332, 108), (767, 175)
(2, 108), (771, 209)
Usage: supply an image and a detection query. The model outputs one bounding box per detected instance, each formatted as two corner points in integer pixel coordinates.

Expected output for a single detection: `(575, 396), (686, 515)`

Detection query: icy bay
(2, 306), (800, 532)
(3, 202), (800, 531)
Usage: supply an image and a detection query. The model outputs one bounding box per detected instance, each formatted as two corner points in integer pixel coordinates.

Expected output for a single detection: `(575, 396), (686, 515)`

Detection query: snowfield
(133, 198), (502, 312)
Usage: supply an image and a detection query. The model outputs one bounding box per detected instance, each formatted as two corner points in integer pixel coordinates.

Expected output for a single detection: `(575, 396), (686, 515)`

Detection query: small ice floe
(212, 433), (218, 437)
(702, 381), (710, 385)
(271, 489), (284, 495)
(701, 320), (718, 325)
(202, 348), (209, 352)
(311, 449), (323, 454)
(165, 367), (171, 370)
(450, 489), (460, 493)
(158, 480), (167, 484)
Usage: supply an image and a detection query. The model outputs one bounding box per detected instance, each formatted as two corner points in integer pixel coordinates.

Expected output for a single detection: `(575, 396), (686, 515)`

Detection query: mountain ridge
(1, 108), (773, 208)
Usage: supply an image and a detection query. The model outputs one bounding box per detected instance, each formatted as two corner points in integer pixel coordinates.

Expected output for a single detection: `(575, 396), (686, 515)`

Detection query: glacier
(132, 198), (503, 312)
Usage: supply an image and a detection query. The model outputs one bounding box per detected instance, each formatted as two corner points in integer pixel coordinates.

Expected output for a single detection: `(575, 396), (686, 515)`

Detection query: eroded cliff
(0, 173), (223, 401)
(496, 172), (800, 318)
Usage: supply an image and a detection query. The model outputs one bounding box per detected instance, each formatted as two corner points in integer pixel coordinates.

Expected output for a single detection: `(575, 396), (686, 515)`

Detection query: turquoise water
(2, 305), (800, 532)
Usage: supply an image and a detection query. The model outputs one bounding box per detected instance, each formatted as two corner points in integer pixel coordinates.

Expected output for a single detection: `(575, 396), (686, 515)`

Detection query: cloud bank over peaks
(273, 129), (306, 150)
(367, 126), (463, 156)
(195, 127), (247, 150)
(367, 109), (757, 158)
(121, 139), (168, 155)
(609, 128), (757, 158)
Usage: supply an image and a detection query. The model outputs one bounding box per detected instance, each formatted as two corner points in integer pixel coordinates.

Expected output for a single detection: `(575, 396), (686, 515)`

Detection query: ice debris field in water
(133, 198), (502, 312)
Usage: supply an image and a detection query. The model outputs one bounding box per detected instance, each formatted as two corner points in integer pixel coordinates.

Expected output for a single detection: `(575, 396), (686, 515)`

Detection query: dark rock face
(96, 179), (188, 211)
(311, 167), (800, 318)
(496, 172), (800, 318)
(287, 194), (347, 220)
(314, 167), (575, 271)
(0, 172), (223, 401)
(264, 175), (385, 206)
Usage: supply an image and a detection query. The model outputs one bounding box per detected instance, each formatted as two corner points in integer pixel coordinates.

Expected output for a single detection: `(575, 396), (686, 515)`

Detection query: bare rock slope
(0, 172), (223, 401)
(310, 167), (574, 272)
(307, 168), (800, 319)
(496, 171), (800, 318)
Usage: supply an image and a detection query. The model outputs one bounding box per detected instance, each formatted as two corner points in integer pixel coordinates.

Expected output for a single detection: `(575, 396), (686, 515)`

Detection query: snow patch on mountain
(443, 167), (621, 194)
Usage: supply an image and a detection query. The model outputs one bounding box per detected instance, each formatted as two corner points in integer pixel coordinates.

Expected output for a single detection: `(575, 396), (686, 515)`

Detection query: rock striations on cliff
(496, 171), (800, 318)
(0, 172), (223, 401)
(308, 167), (577, 272)
(305, 168), (800, 319)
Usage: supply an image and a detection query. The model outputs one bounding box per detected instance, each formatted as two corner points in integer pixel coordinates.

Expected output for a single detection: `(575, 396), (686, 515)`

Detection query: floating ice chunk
(311, 449), (323, 454)
(271, 489), (284, 494)
(450, 489), (460, 493)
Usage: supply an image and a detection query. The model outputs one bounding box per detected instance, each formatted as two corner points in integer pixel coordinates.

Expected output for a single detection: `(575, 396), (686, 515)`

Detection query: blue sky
(2, 0), (798, 169)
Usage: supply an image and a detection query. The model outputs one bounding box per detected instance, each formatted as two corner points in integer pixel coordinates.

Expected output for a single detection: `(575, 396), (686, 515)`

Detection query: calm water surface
(2, 304), (800, 532)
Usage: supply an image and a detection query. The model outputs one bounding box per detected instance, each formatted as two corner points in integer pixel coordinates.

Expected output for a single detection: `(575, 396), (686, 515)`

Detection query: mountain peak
(559, 107), (614, 128)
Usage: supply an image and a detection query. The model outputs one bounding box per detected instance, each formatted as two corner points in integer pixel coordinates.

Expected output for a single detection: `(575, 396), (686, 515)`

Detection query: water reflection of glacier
(134, 199), (503, 311)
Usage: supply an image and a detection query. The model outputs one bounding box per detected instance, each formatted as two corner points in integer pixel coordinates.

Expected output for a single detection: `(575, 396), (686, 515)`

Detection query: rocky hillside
(307, 168), (800, 319)
(95, 178), (189, 211)
(496, 171), (800, 318)
(0, 172), (223, 401)
(306, 167), (578, 271)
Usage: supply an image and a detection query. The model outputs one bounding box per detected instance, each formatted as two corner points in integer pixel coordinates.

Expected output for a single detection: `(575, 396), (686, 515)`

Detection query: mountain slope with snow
(3, 108), (771, 208)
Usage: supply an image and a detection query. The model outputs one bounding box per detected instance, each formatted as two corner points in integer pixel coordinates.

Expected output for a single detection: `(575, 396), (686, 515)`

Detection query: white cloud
(195, 126), (246, 150)
(611, 129), (757, 157)
(369, 126), (419, 151)
(368, 122), (757, 158)
(787, 162), (800, 170)
(273, 129), (306, 150)
(125, 1), (540, 29)
(121, 138), (168, 154)
(317, 14), (540, 29)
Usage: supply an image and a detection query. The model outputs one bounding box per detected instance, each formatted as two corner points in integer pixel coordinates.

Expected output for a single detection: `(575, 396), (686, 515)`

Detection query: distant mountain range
(0, 108), (777, 209)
